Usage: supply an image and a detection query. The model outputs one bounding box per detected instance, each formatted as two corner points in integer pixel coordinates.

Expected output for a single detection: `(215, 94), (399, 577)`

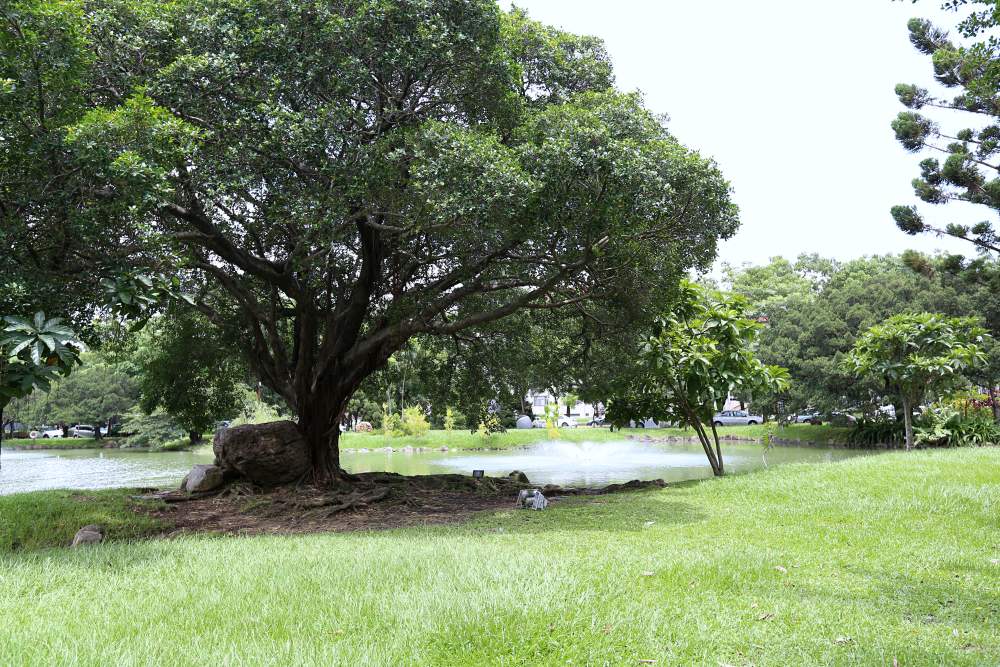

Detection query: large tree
(1, 1), (738, 484)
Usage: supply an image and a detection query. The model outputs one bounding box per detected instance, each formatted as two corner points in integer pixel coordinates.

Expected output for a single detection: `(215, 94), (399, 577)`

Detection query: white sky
(504, 0), (988, 267)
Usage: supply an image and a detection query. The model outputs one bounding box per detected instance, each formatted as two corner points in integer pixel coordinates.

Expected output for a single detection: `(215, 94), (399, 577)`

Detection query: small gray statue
(516, 488), (548, 510)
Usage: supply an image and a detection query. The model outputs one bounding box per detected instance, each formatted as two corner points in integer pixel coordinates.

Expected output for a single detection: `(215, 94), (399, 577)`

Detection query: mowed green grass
(0, 448), (996, 665)
(341, 423), (849, 450)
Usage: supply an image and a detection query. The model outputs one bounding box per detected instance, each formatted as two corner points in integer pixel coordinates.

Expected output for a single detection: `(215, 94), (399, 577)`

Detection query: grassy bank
(0, 436), (120, 449)
(0, 489), (167, 550)
(1, 448), (996, 664)
(341, 423), (850, 450)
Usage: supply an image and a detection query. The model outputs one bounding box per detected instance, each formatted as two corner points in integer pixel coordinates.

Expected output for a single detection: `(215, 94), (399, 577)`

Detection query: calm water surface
(0, 438), (871, 495)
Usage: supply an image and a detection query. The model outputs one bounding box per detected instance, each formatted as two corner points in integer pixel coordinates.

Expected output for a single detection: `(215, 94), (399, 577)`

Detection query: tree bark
(902, 395), (914, 451)
(299, 393), (351, 486)
(189, 431), (203, 444)
(989, 385), (1000, 424)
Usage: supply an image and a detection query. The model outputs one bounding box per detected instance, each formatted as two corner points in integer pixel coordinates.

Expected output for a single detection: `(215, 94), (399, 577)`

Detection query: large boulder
(515, 415), (533, 429)
(181, 464), (226, 493)
(213, 421), (310, 486)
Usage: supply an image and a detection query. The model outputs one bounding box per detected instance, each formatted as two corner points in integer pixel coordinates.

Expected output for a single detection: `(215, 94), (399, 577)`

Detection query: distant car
(587, 417), (608, 427)
(794, 412), (821, 424)
(531, 416), (576, 428)
(712, 410), (762, 426)
(70, 425), (105, 438)
(38, 428), (65, 439)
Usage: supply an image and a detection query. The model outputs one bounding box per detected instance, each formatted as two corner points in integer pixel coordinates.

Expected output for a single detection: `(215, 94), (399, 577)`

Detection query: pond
(0, 439), (871, 495)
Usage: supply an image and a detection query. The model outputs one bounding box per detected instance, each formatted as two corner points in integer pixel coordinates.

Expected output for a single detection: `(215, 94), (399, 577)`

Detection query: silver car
(712, 410), (763, 426)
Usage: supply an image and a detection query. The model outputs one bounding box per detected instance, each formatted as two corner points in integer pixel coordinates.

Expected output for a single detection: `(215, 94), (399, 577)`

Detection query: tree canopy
(845, 312), (987, 449)
(1, 0), (738, 483)
(606, 281), (789, 475)
(890, 2), (1000, 253)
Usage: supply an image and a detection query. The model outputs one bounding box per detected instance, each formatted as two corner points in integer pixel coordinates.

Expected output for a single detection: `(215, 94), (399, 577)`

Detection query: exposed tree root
(140, 473), (668, 538)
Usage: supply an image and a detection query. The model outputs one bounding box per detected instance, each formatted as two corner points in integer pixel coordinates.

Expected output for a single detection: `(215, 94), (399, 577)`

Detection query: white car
(712, 410), (763, 426)
(36, 428), (65, 439)
(70, 425), (107, 438)
(531, 416), (577, 428)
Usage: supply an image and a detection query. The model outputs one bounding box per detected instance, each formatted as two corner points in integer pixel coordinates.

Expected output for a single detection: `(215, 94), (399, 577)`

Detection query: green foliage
(400, 406), (430, 438)
(846, 417), (905, 448)
(846, 312), (988, 449)
(0, 312), (83, 419)
(475, 412), (506, 442)
(381, 405), (402, 438)
(606, 281), (789, 475)
(121, 411), (185, 449)
(915, 406), (1000, 447)
(132, 309), (246, 438)
(1, 0), (739, 474)
(30, 353), (138, 432)
(443, 407), (457, 432)
(891, 4), (1000, 254)
(726, 254), (985, 415)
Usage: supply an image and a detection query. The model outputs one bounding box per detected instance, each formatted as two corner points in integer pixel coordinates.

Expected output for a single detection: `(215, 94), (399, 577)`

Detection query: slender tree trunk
(989, 385), (1000, 424)
(710, 421), (724, 475)
(902, 395), (914, 451)
(189, 431), (203, 444)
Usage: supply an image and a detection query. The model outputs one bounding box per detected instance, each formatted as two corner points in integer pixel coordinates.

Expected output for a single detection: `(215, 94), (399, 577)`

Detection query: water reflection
(0, 439), (870, 495)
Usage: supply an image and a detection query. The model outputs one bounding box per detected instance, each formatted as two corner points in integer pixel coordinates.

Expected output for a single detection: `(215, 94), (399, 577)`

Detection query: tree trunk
(299, 396), (351, 486)
(189, 431), (203, 444)
(902, 395), (914, 451)
(990, 385), (1000, 424)
(710, 421), (724, 475)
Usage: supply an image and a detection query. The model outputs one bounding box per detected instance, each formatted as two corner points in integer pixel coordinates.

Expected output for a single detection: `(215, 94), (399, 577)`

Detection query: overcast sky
(504, 0), (986, 268)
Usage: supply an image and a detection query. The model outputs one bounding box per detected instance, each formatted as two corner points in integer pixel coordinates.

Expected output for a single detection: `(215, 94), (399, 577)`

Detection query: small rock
(508, 470), (530, 484)
(182, 464), (225, 493)
(774, 565), (788, 574)
(439, 446), (449, 452)
(71, 525), (104, 547)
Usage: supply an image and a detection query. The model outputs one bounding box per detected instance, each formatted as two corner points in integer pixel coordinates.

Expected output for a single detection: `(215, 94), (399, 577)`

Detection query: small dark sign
(472, 469), (485, 479)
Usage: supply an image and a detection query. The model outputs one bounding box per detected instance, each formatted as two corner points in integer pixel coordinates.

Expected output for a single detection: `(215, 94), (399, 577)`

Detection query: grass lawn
(0, 489), (167, 550)
(1, 448), (996, 665)
(341, 423), (850, 450)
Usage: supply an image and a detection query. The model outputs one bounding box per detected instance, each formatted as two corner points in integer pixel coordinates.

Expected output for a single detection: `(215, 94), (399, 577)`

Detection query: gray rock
(515, 415), (533, 429)
(508, 470), (530, 484)
(71, 524), (104, 547)
(182, 464), (225, 493)
(213, 421), (310, 486)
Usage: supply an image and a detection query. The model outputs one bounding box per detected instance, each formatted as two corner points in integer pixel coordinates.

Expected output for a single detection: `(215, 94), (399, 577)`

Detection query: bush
(400, 406), (430, 437)
(381, 405), (401, 437)
(443, 406), (466, 431)
(846, 417), (904, 448)
(916, 406), (1000, 447)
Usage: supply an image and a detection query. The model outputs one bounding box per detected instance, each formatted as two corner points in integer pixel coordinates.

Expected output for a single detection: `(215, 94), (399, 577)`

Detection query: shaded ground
(143, 473), (665, 537)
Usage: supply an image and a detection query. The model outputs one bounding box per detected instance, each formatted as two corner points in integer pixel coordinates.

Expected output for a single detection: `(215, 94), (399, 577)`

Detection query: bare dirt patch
(140, 473), (665, 538)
